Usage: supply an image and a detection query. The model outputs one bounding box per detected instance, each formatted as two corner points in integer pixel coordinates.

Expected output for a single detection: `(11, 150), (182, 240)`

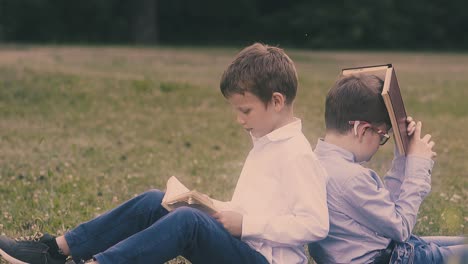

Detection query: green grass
(0, 45), (467, 263)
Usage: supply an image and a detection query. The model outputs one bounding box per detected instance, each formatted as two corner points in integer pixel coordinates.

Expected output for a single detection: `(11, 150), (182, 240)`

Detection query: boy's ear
(271, 92), (286, 111)
(356, 123), (372, 142)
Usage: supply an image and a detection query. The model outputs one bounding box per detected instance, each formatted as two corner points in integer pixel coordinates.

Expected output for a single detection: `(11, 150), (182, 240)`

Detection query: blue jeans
(390, 235), (467, 264)
(64, 190), (268, 264)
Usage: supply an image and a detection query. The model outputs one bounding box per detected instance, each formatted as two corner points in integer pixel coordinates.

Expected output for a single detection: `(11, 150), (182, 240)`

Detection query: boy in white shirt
(0, 43), (328, 264)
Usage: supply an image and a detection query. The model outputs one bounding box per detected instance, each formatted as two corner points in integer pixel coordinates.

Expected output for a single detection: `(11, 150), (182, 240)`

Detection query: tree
(132, 0), (158, 44)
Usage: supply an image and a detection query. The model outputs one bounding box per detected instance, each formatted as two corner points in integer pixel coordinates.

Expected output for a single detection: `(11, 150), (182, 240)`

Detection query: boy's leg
(93, 207), (268, 264)
(65, 189), (168, 263)
(420, 236), (466, 247)
(417, 236), (467, 263)
(408, 235), (467, 263)
(0, 190), (167, 264)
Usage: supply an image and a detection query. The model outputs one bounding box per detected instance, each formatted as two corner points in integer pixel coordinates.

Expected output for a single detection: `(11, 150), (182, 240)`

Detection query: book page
(342, 64), (389, 80)
(162, 177), (219, 215)
(163, 176), (190, 202)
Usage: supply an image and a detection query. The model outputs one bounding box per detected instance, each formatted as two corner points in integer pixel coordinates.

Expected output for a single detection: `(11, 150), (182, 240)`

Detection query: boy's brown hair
(220, 43), (298, 106)
(325, 74), (391, 134)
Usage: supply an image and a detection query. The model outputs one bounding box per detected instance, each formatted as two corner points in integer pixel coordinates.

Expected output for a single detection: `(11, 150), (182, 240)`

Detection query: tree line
(0, 0), (467, 49)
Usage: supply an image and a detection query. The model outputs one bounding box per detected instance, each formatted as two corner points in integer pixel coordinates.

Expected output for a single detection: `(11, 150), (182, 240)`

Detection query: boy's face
(227, 92), (279, 138)
(359, 123), (390, 162)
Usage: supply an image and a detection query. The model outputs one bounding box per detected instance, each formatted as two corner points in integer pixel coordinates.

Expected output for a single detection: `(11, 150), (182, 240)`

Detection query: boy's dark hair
(325, 74), (391, 134)
(220, 43), (298, 105)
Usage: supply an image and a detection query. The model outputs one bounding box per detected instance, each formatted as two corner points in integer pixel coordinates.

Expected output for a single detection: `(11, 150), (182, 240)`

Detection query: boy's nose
(236, 115), (246, 125)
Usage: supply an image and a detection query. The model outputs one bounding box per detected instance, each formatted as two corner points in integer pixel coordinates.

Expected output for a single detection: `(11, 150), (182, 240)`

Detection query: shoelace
(14, 232), (44, 242)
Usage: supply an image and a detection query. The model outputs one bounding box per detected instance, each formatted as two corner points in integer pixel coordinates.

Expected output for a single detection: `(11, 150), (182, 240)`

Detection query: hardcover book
(161, 176), (219, 215)
(341, 64), (409, 155)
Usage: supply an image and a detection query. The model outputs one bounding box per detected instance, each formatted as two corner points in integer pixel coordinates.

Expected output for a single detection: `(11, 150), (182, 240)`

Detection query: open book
(161, 176), (219, 215)
(342, 64), (409, 155)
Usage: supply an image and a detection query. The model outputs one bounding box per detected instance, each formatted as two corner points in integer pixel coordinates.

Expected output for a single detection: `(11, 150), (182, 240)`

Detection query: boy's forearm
(391, 155), (433, 239)
(383, 155), (407, 201)
(211, 198), (232, 211)
(240, 172), (329, 246)
(241, 212), (329, 246)
(340, 157), (431, 242)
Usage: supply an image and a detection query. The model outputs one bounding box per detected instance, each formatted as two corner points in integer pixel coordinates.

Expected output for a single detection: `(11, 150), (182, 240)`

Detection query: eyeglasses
(348, 121), (390, 145)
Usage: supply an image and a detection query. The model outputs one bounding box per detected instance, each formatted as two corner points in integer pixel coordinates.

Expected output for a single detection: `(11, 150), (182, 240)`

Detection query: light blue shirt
(308, 139), (434, 264)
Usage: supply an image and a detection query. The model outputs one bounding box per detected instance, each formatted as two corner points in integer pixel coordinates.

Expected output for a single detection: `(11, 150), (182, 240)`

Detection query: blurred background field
(0, 45), (466, 263)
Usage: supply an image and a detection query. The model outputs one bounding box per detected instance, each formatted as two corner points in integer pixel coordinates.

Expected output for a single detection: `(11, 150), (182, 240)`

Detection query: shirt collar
(251, 118), (302, 146)
(314, 138), (356, 162)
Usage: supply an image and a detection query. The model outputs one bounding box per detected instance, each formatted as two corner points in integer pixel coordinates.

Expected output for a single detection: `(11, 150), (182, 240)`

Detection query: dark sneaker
(0, 233), (66, 264)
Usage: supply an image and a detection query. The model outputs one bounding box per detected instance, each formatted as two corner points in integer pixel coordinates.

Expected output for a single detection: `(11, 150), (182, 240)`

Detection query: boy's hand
(406, 116), (417, 136)
(200, 193), (214, 205)
(394, 116), (418, 157)
(408, 121), (436, 159)
(213, 211), (243, 237)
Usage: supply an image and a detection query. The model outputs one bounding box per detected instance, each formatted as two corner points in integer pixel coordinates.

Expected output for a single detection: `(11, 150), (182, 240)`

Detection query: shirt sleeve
(241, 154), (329, 246)
(211, 199), (232, 211)
(383, 154), (406, 202)
(341, 155), (433, 242)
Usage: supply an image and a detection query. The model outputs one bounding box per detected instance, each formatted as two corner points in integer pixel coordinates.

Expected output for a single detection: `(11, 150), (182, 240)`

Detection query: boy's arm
(211, 198), (232, 211)
(342, 156), (433, 242)
(383, 145), (406, 201)
(241, 154), (329, 246)
(383, 116), (417, 201)
(343, 122), (434, 242)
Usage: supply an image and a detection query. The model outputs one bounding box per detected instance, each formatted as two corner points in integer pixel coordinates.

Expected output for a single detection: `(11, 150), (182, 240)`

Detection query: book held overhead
(342, 64), (409, 155)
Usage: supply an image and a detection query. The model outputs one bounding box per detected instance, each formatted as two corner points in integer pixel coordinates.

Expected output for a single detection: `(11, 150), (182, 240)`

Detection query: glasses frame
(348, 120), (390, 145)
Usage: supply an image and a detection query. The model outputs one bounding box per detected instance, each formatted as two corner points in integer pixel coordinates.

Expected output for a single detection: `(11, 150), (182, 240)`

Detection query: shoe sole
(0, 248), (29, 264)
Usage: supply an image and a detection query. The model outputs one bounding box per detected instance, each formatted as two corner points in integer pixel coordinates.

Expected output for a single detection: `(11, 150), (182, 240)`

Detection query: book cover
(341, 64), (408, 155)
(382, 67), (409, 155)
(162, 176), (219, 215)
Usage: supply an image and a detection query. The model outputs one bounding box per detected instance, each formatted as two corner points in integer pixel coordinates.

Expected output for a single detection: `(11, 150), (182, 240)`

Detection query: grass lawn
(0, 45), (466, 263)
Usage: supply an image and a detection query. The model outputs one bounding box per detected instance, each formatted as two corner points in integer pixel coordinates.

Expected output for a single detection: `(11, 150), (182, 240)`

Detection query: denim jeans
(64, 190), (268, 264)
(390, 235), (467, 264)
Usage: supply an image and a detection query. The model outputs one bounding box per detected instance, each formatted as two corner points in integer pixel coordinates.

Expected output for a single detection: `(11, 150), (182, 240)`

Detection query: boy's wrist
(405, 154), (434, 178)
(240, 215), (263, 240)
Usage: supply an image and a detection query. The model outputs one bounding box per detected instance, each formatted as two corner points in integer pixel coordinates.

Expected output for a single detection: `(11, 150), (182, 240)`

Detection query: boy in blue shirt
(0, 43), (328, 264)
(308, 74), (466, 264)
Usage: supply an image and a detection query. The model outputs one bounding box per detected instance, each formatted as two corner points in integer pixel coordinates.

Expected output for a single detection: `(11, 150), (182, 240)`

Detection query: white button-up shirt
(216, 119), (329, 264)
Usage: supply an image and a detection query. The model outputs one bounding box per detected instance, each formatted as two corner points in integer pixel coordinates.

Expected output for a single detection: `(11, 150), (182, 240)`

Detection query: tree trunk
(132, 0), (158, 44)
(0, 0), (4, 42)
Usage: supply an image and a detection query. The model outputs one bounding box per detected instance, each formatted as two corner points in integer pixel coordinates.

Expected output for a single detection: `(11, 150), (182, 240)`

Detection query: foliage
(0, 0), (467, 49)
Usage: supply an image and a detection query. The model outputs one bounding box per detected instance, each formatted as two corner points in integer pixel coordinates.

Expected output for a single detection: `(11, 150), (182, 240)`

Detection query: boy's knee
(172, 207), (203, 218)
(139, 189), (165, 206)
(171, 207), (209, 227)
